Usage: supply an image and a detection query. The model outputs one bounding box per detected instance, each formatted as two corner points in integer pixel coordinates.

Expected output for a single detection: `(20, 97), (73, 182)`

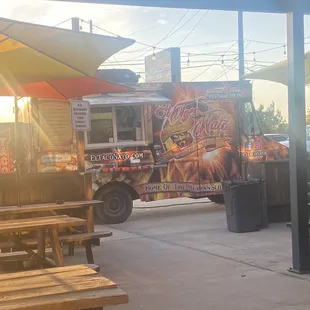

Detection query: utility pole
(238, 11), (245, 80)
(70, 17), (86, 173)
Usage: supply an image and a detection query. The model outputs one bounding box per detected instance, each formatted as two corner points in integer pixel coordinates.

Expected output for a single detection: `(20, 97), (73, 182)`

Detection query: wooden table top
(0, 264), (128, 310)
(0, 215), (86, 234)
(0, 200), (103, 215)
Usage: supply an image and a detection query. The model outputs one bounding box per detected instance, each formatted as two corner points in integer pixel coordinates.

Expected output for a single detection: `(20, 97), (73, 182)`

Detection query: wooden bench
(0, 231), (112, 264)
(0, 264), (128, 310)
(0, 248), (53, 262)
(59, 231), (112, 264)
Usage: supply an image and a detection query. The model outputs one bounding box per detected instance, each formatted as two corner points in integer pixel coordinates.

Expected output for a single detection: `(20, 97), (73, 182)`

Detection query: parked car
(279, 127), (310, 152)
(264, 133), (289, 143)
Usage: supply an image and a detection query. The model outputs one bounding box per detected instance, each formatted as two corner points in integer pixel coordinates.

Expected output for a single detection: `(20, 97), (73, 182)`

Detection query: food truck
(84, 81), (289, 224)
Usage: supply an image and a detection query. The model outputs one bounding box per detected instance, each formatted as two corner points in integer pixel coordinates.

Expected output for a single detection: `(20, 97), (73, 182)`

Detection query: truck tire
(95, 186), (133, 224)
(207, 195), (224, 204)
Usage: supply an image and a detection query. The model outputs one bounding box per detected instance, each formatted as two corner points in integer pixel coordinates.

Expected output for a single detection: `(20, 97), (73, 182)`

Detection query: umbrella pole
(14, 95), (21, 207)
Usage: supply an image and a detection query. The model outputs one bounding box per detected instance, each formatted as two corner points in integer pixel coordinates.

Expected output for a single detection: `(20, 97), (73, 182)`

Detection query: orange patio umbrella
(0, 76), (130, 99)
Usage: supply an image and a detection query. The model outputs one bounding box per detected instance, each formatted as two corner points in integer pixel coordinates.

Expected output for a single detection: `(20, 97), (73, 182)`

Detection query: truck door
(196, 93), (241, 196)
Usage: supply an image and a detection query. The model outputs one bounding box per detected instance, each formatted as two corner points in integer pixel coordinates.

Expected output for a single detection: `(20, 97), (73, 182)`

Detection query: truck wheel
(207, 195), (224, 204)
(95, 187), (133, 224)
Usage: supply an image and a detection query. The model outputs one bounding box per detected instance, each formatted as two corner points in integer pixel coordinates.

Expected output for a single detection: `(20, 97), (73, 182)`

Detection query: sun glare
(0, 97), (14, 123)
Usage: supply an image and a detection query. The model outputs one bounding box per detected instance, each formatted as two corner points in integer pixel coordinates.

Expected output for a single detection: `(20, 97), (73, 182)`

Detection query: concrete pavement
(133, 197), (211, 208)
(68, 200), (310, 309)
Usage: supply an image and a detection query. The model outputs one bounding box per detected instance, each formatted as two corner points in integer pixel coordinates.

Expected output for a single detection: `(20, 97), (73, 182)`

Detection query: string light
(79, 19), (302, 80)
(76, 20), (310, 64)
(79, 20), (83, 31)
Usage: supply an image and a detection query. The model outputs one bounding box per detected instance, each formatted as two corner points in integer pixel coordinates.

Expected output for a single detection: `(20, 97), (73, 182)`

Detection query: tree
(256, 102), (288, 134)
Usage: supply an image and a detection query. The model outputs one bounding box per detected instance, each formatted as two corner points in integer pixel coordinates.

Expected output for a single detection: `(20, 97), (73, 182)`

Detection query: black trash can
(222, 179), (262, 233)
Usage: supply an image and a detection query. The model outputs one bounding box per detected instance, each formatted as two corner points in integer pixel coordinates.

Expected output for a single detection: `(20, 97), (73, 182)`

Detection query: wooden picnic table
(0, 200), (103, 215)
(0, 215), (86, 267)
(0, 200), (103, 233)
(0, 264), (128, 310)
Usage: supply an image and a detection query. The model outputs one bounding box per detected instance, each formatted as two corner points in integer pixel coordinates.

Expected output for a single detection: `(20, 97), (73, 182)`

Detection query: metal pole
(14, 96), (21, 206)
(89, 20), (93, 33)
(287, 8), (310, 273)
(238, 11), (245, 80)
(71, 17), (86, 173)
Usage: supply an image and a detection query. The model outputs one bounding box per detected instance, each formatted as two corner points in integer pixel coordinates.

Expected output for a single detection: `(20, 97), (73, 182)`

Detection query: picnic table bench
(0, 231), (112, 264)
(0, 264), (128, 310)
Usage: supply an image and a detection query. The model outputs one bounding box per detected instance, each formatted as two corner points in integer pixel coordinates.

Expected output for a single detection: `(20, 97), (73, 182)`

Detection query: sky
(1, 0), (310, 122)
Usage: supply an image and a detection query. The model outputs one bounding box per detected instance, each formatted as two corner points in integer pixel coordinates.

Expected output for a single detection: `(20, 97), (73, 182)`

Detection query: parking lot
(68, 199), (310, 309)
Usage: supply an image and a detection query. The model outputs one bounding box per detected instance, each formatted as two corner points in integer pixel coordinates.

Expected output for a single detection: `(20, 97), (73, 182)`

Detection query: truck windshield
(240, 102), (261, 135)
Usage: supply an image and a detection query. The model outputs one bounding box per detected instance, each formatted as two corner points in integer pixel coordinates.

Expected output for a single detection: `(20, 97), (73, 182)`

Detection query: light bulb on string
(79, 20), (83, 31)
(221, 55), (224, 65)
(283, 45), (287, 58)
(152, 47), (156, 60)
(253, 52), (256, 62)
(187, 54), (191, 67)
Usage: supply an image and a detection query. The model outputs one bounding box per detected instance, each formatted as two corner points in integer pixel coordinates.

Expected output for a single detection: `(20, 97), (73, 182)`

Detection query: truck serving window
(87, 107), (113, 144)
(240, 102), (261, 135)
(116, 106), (143, 142)
(86, 105), (145, 148)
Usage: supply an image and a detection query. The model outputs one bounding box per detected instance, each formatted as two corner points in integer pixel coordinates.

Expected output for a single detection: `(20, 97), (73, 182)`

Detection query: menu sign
(71, 100), (91, 131)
